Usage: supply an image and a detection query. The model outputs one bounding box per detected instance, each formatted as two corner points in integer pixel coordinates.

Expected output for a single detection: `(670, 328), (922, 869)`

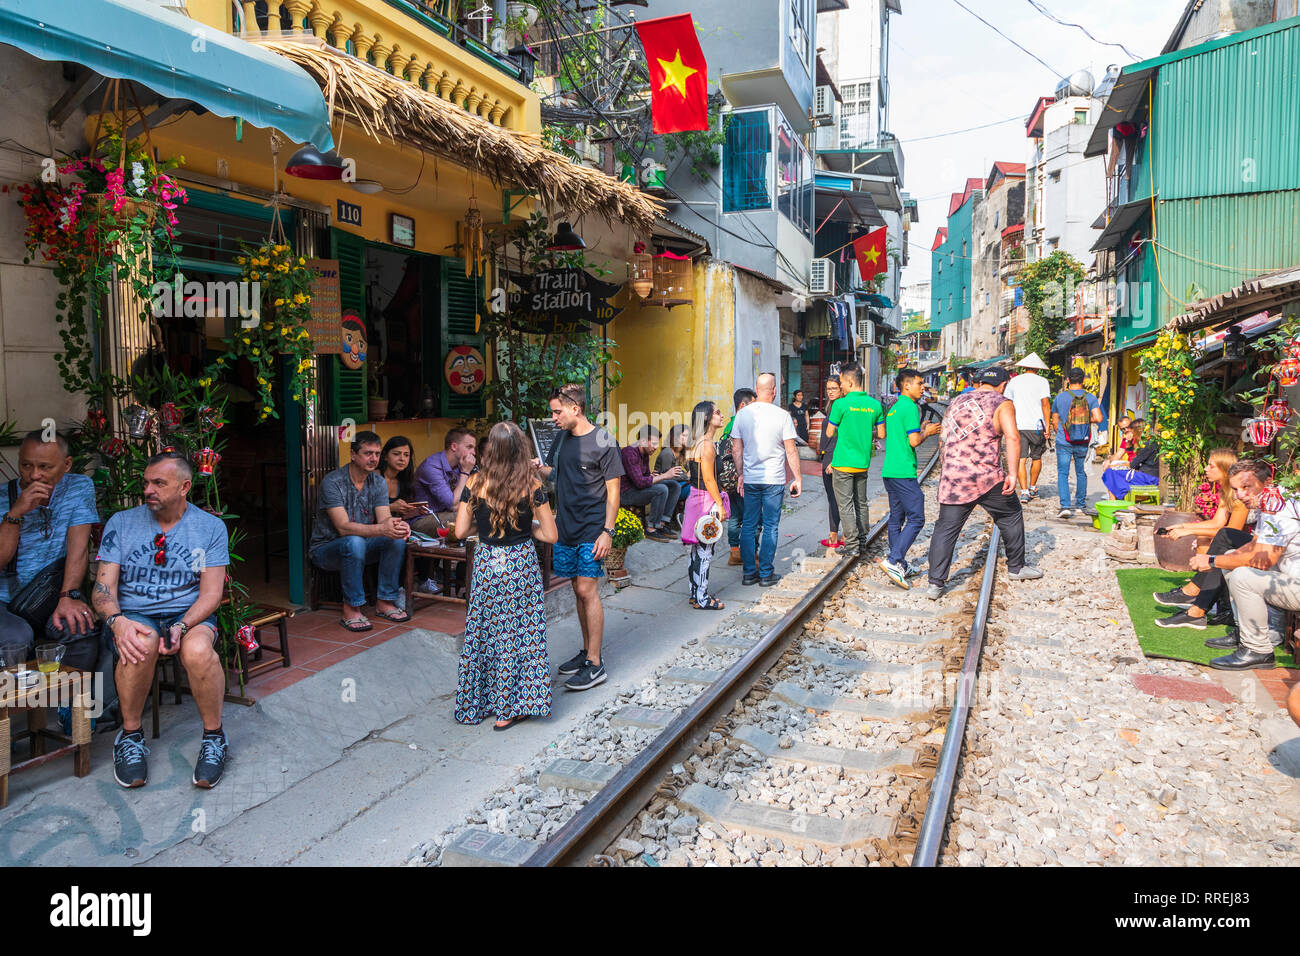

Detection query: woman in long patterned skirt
(454, 421), (558, 729)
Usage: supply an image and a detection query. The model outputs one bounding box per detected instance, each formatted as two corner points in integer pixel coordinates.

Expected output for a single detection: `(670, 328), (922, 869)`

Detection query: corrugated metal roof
(1152, 22), (1300, 201)
(1171, 266), (1300, 331)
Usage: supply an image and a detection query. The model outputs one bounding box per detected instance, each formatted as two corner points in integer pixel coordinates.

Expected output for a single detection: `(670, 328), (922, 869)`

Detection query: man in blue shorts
(537, 383), (623, 691)
(92, 451), (230, 790)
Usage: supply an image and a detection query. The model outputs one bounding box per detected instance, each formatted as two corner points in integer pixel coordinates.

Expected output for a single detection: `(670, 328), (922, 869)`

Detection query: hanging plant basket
(82, 193), (159, 227)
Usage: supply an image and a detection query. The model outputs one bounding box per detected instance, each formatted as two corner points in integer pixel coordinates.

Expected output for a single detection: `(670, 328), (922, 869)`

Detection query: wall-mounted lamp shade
(286, 145), (346, 180)
(546, 221), (585, 251)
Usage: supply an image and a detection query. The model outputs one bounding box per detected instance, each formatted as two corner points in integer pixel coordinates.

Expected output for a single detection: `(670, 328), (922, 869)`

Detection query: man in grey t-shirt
(310, 431), (411, 633)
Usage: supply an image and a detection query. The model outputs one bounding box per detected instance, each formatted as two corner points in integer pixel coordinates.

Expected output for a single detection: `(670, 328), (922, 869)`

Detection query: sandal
(374, 608), (412, 623)
(493, 715), (530, 731)
(690, 597), (725, 611)
(339, 617), (372, 633)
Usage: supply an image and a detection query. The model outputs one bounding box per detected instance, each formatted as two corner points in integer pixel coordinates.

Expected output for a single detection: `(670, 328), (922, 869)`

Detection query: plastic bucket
(1094, 499), (1129, 533)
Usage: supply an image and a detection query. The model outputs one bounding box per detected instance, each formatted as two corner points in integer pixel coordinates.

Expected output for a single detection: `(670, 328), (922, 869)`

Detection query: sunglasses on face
(153, 532), (167, 567)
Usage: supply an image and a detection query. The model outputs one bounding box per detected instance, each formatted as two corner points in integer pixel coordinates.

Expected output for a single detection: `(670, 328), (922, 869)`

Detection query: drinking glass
(36, 643), (65, 675)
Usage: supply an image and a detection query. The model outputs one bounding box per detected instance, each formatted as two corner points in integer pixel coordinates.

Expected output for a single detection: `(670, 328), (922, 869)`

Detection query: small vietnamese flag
(635, 14), (709, 134)
(853, 226), (889, 283)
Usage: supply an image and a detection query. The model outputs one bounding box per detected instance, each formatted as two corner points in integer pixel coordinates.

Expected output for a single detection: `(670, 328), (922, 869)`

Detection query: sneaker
(759, 574), (783, 587)
(1057, 508), (1073, 519)
(564, 660), (607, 691)
(113, 730), (150, 789)
(742, 574), (760, 586)
(1204, 631), (1240, 649)
(1153, 610), (1206, 630)
(558, 648), (588, 676)
(420, 577), (442, 595)
(646, 528), (676, 542)
(1019, 491), (1030, 504)
(1028, 487), (1040, 499)
(924, 585), (944, 600)
(903, 560), (923, 578)
(193, 731), (229, 789)
(1007, 566), (1044, 581)
(879, 558), (910, 590)
(1153, 588), (1194, 608)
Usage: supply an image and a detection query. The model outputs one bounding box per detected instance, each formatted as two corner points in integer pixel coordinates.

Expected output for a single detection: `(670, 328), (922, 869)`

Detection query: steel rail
(911, 522), (1000, 866)
(525, 444), (942, 867)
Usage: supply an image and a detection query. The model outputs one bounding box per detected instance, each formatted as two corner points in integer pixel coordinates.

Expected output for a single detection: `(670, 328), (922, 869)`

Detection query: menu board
(529, 419), (562, 465)
(306, 258), (342, 355)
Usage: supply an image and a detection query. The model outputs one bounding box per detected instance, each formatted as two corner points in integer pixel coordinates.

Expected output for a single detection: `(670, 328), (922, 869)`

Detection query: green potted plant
(607, 506), (645, 575)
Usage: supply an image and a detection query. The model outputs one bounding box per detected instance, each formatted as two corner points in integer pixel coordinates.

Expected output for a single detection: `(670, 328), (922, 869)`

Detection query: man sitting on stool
(93, 451), (231, 789)
(310, 431), (411, 633)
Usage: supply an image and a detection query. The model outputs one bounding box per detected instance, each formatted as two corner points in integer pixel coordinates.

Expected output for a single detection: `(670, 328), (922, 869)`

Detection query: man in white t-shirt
(1208, 460), (1296, 669)
(731, 372), (801, 586)
(1003, 353), (1053, 503)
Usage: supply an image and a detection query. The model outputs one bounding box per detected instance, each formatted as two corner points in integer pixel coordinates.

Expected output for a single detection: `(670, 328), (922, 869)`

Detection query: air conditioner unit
(809, 259), (835, 295)
(857, 319), (876, 346)
(813, 85), (835, 123)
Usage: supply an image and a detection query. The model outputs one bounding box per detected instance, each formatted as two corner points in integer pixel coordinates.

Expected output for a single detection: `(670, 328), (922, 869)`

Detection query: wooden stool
(234, 605), (293, 681)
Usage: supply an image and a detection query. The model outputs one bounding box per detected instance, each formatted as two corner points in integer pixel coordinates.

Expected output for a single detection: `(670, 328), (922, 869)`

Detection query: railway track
(525, 443), (1003, 867)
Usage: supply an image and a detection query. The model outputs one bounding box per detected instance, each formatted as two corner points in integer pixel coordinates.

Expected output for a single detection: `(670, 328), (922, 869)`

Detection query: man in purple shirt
(412, 428), (477, 527)
(619, 426), (681, 541)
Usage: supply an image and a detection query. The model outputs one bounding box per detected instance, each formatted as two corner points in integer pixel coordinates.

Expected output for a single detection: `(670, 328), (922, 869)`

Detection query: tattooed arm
(93, 561), (155, 666)
(91, 561), (122, 619)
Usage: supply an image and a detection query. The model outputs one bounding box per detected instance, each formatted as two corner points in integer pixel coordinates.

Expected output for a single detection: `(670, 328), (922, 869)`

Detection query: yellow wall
(607, 260), (736, 439)
(335, 416), (461, 467)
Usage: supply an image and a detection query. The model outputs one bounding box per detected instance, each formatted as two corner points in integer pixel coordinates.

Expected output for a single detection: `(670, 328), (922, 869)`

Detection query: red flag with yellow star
(635, 14), (709, 134)
(853, 226), (888, 282)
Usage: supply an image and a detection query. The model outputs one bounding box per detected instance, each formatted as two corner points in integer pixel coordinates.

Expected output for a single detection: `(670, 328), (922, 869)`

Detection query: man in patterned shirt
(925, 366), (1042, 599)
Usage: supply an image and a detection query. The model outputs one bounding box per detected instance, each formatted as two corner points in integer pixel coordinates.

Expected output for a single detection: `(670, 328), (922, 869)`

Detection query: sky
(865, 0), (1190, 295)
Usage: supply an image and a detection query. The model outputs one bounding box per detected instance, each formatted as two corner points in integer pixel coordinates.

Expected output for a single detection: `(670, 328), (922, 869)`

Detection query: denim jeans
(311, 534), (407, 607)
(740, 483), (784, 578)
(1056, 442), (1090, 509)
(621, 481), (681, 528)
(883, 476), (926, 565)
(727, 485), (745, 547)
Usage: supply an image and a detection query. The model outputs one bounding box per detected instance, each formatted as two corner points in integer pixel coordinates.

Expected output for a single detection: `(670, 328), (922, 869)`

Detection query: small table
(404, 539), (476, 609)
(1, 665), (94, 808)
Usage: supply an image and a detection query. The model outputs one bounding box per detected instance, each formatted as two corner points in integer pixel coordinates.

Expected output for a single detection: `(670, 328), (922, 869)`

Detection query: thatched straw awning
(255, 38), (663, 232)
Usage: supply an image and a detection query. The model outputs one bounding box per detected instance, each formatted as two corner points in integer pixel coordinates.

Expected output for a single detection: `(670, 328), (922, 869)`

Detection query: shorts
(109, 611), (219, 659)
(552, 542), (604, 579)
(1018, 429), (1046, 461)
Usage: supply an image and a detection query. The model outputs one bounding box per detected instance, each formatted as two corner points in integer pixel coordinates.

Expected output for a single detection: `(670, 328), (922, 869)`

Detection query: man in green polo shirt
(879, 368), (943, 588)
(825, 362), (884, 558)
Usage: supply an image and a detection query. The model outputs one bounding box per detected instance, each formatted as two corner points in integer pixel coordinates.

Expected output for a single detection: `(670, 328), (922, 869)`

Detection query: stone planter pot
(1153, 511), (1201, 572)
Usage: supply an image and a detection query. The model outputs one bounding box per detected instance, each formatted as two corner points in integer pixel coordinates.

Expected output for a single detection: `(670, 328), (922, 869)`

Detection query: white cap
(1016, 352), (1049, 370)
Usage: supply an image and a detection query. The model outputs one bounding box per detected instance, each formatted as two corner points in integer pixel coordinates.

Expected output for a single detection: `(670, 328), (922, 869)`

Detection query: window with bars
(723, 109), (773, 212)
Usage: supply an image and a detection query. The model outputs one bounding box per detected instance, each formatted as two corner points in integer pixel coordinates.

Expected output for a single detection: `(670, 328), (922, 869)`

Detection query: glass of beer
(36, 643), (65, 674)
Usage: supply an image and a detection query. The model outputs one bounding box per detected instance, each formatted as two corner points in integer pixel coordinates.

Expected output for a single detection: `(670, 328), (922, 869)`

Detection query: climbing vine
(1019, 250), (1085, 361)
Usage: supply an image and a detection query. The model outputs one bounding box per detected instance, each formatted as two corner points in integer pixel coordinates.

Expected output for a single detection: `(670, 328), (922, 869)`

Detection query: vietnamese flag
(635, 14), (709, 134)
(853, 226), (888, 282)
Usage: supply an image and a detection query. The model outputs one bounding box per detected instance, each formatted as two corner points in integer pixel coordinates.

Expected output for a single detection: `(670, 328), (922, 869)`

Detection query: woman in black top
(380, 436), (419, 519)
(453, 421), (558, 730)
(1101, 418), (1162, 500)
(787, 389), (810, 443)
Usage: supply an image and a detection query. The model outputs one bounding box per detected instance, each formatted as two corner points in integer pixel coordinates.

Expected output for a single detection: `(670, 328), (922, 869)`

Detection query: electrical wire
(949, 0), (1064, 78)
(1023, 0), (1144, 60)
(898, 114), (1026, 143)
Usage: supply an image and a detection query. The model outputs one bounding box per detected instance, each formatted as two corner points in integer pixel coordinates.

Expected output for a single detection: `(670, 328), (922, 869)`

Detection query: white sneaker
(419, 577), (442, 594)
(1058, 508), (1073, 519)
(878, 558), (910, 590)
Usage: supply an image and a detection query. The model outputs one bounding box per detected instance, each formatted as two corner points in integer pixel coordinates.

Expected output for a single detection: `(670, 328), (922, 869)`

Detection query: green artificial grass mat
(1114, 567), (1297, 668)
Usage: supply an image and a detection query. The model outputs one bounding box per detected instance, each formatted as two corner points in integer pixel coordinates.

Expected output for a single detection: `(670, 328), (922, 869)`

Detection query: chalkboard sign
(507, 268), (624, 334)
(529, 419), (562, 464)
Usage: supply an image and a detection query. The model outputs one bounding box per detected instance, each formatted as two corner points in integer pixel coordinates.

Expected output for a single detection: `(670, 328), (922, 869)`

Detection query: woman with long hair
(380, 436), (418, 518)
(454, 421), (558, 729)
(1153, 447), (1251, 629)
(655, 423), (691, 528)
(680, 400), (730, 610)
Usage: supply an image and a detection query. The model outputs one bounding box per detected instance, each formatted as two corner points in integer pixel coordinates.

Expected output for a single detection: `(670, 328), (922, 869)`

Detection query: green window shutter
(439, 257), (486, 419)
(329, 228), (368, 422)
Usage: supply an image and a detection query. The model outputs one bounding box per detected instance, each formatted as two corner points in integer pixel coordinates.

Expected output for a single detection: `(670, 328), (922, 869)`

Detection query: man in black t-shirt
(536, 383), (624, 691)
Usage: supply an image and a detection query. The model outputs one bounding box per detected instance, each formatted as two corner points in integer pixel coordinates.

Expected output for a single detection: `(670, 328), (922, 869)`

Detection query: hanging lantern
(195, 447), (221, 476)
(651, 250), (692, 308)
(1274, 355), (1300, 386)
(1248, 418), (1281, 447)
(124, 404), (153, 440)
(1264, 399), (1292, 424)
(1222, 325), (1248, 361)
(236, 623), (259, 653)
(1258, 484), (1285, 515)
(159, 402), (182, 430)
(198, 406), (225, 430)
(99, 437), (126, 459)
(628, 241), (654, 300)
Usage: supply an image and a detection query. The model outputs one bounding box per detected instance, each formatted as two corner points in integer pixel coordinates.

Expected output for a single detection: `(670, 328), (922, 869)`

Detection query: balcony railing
(909, 350), (942, 366)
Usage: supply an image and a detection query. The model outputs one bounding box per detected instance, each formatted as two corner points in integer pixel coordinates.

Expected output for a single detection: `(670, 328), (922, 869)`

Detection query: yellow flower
(198, 376), (212, 387)
(292, 293), (306, 305)
(251, 348), (260, 356)
(274, 298), (285, 307)
(257, 376), (267, 386)
(310, 389), (317, 397)
(250, 272), (260, 280)
(298, 257), (306, 266)
(235, 256), (246, 265)
(241, 336), (250, 344)
(263, 321), (274, 331)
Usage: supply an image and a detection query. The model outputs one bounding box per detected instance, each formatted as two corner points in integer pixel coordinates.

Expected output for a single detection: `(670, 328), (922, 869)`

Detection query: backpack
(715, 435), (739, 493)
(1064, 391), (1093, 445)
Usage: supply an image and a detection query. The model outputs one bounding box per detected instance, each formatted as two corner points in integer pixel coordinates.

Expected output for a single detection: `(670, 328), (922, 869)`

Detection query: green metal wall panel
(1152, 21), (1300, 200)
(930, 200), (974, 330)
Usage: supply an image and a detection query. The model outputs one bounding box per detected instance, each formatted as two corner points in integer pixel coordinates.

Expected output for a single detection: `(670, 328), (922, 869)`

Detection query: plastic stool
(1125, 486), (1161, 506)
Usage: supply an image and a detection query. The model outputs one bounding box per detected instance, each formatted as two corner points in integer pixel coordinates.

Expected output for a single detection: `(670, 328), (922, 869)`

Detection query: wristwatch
(61, 589), (83, 600)
(1208, 556), (1217, 569)
(603, 527), (616, 537)
(174, 622), (191, 637)
(104, 613), (123, 630)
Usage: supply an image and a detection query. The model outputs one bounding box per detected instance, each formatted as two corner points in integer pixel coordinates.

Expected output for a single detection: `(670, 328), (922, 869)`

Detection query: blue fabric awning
(0, 0), (334, 149)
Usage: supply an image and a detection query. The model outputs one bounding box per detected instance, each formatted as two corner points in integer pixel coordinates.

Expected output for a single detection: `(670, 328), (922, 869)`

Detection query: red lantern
(1259, 484), (1285, 515)
(160, 403), (182, 429)
(1248, 418), (1281, 447)
(1263, 399), (1292, 424)
(1275, 356), (1300, 387)
(99, 437), (125, 459)
(236, 624), (259, 652)
(198, 406), (224, 430)
(195, 447), (221, 476)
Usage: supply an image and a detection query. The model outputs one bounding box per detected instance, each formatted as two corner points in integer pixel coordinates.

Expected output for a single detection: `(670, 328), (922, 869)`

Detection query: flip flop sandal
(339, 617), (372, 633)
(374, 609), (412, 623)
(690, 597), (725, 611)
(493, 715), (530, 731)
